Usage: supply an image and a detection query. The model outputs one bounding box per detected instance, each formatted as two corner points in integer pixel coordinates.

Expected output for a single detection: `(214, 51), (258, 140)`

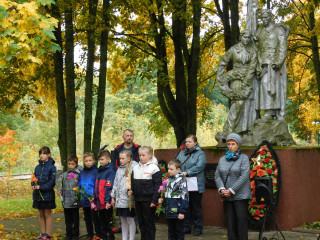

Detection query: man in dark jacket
(111, 129), (141, 168)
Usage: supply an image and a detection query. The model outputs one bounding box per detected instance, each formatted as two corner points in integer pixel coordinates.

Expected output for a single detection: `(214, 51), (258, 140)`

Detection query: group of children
(32, 146), (189, 240)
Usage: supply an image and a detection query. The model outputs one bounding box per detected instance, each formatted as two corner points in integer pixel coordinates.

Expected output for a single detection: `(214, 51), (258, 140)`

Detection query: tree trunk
(214, 0), (240, 51)
(151, 0), (201, 147)
(92, 0), (110, 157)
(51, 3), (68, 170)
(65, 1), (77, 157)
(83, 0), (99, 153)
(187, 0), (201, 136)
(308, 1), (320, 102)
(230, 0), (240, 46)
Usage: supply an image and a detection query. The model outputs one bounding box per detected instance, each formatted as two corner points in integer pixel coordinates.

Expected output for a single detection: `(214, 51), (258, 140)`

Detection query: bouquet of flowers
(71, 175), (97, 211)
(126, 171), (134, 211)
(31, 172), (44, 200)
(155, 179), (169, 216)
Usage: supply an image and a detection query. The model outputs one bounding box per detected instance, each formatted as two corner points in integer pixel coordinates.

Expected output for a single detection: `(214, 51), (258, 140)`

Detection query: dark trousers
(64, 208), (79, 239)
(168, 218), (184, 240)
(98, 208), (115, 240)
(184, 192), (203, 233)
(83, 207), (101, 238)
(223, 199), (249, 240)
(135, 200), (156, 240)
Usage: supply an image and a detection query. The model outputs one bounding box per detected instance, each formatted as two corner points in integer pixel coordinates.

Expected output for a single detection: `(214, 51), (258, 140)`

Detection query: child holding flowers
(56, 155), (82, 240)
(78, 152), (101, 240)
(111, 150), (138, 240)
(130, 146), (162, 240)
(158, 159), (189, 240)
(32, 146), (56, 240)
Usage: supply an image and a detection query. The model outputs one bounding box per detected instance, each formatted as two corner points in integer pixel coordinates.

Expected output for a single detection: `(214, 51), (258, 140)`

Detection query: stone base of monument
(215, 119), (295, 146)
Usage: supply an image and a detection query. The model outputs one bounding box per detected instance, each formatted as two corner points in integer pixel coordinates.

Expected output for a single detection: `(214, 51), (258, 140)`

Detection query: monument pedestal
(215, 119), (295, 147)
(155, 147), (320, 230)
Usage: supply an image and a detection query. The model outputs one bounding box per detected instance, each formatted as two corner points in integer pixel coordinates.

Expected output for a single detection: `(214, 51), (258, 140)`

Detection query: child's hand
(158, 198), (163, 204)
(178, 213), (184, 220)
(111, 198), (115, 207)
(57, 191), (61, 196)
(106, 203), (111, 209)
(128, 190), (133, 196)
(150, 203), (156, 208)
(32, 185), (40, 190)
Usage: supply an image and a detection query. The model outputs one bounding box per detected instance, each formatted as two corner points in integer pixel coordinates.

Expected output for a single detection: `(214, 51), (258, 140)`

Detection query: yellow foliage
(0, 130), (22, 172)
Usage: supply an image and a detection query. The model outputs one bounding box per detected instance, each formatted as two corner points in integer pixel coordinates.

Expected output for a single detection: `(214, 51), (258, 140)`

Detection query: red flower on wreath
(254, 210), (261, 216)
(161, 168), (165, 173)
(266, 168), (273, 175)
(264, 158), (270, 163)
(250, 170), (256, 178)
(250, 181), (255, 190)
(257, 169), (266, 177)
(260, 204), (265, 209)
(260, 150), (266, 155)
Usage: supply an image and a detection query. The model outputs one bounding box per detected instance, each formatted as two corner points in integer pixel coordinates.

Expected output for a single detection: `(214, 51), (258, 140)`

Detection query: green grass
(0, 179), (63, 220)
(0, 199), (36, 220)
(302, 221), (320, 230)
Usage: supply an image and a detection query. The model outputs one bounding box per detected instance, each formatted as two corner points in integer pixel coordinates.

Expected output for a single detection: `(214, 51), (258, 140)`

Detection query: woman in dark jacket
(176, 135), (207, 236)
(215, 133), (252, 240)
(32, 146), (56, 240)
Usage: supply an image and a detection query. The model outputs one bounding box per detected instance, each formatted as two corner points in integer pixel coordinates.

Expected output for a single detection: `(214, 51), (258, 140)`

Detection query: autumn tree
(49, 0), (112, 167)
(270, 0), (320, 138)
(0, 0), (59, 114)
(115, 0), (222, 146)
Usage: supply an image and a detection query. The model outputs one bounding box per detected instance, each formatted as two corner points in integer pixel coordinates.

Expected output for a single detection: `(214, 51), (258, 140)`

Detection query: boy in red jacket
(95, 150), (116, 240)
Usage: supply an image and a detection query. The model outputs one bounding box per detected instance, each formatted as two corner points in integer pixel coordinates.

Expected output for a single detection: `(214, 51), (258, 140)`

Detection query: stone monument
(215, 1), (295, 146)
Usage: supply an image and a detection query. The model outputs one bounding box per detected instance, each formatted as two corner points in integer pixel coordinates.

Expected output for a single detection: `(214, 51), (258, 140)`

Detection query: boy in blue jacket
(95, 150), (116, 240)
(159, 159), (189, 240)
(78, 152), (101, 240)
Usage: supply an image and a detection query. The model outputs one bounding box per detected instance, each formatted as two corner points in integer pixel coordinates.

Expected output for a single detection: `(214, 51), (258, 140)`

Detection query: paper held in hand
(187, 176), (198, 191)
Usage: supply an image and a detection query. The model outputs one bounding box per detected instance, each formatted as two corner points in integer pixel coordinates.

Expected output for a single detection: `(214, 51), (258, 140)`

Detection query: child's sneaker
(36, 233), (46, 240)
(43, 234), (51, 240)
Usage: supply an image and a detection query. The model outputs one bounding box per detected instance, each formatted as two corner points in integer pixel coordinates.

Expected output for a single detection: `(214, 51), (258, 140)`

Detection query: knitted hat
(226, 133), (242, 146)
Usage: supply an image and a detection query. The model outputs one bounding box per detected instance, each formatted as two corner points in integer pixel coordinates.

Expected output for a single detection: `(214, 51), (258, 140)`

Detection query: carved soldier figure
(256, 9), (290, 120)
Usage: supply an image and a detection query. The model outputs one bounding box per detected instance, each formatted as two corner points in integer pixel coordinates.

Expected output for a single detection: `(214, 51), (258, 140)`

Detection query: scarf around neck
(225, 149), (242, 161)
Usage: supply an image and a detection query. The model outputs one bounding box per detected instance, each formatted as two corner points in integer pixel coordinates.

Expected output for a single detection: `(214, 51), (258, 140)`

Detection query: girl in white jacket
(111, 150), (137, 240)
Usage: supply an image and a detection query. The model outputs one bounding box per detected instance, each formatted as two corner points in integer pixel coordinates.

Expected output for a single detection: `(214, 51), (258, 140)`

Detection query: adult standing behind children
(78, 152), (101, 240)
(176, 135), (207, 236)
(32, 146), (56, 240)
(130, 146), (162, 240)
(56, 155), (82, 240)
(95, 150), (116, 240)
(112, 129), (141, 168)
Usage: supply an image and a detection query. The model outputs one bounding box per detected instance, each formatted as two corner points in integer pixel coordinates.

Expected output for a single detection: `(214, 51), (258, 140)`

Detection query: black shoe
(184, 230), (191, 234)
(193, 231), (202, 236)
(135, 228), (139, 234)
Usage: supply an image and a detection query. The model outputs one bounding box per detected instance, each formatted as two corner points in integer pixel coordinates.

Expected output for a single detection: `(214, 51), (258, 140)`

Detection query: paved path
(0, 212), (318, 240)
